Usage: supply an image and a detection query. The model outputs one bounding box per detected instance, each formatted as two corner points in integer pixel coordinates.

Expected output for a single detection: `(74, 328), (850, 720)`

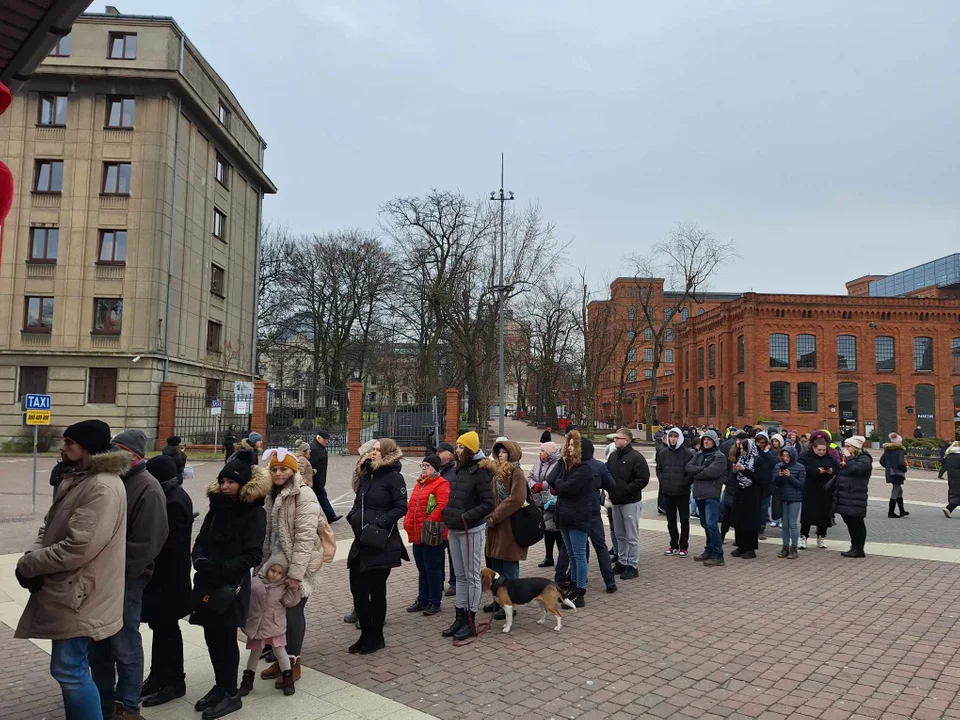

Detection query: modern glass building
(869, 254), (960, 297)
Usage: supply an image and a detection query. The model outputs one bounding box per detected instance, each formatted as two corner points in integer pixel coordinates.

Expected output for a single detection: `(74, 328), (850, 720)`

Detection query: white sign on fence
(234, 381), (254, 415)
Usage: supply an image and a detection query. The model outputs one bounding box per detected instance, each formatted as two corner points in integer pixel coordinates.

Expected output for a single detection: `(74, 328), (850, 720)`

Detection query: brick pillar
(252, 380), (268, 441)
(348, 382), (363, 454)
(445, 387), (460, 444)
(157, 382), (178, 451)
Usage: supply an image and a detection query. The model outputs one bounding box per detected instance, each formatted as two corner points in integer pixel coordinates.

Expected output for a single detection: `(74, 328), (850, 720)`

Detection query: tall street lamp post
(489, 153), (514, 437)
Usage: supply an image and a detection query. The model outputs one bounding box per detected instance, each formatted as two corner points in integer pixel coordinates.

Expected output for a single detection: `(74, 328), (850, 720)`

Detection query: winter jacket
(585, 440), (615, 516)
(755, 447), (778, 496)
(656, 428), (694, 497)
(880, 443), (907, 485)
(347, 448), (409, 571)
(297, 454), (314, 487)
(442, 456), (495, 530)
(945, 445), (960, 506)
(190, 472), (269, 629)
(685, 431), (728, 501)
(261, 471), (325, 599)
(606, 445), (650, 505)
(120, 461), (168, 584)
(552, 432), (594, 533)
(15, 450), (129, 642)
(309, 441), (329, 489)
(404, 472), (450, 544)
(486, 441), (530, 562)
(828, 451), (873, 518)
(773, 446), (806, 503)
(161, 445), (186, 483)
(809, 430), (842, 464)
(243, 573), (299, 642)
(141, 475), (194, 624)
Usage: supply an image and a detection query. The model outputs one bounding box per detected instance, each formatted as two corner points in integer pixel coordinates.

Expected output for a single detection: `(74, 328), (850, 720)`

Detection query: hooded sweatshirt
(655, 427), (694, 496)
(685, 429), (728, 501)
(773, 446), (806, 503)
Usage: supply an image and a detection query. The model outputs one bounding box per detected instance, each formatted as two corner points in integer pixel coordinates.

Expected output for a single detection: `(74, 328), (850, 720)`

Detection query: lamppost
(490, 153), (514, 437)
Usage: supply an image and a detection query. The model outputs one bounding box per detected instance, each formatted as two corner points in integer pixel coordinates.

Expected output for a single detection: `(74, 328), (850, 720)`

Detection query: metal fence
(361, 395), (443, 449)
(173, 390), (250, 447)
(266, 383), (348, 452)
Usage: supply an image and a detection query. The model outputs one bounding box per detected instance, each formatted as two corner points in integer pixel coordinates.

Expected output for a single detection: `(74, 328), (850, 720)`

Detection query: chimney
(105, 6), (121, 16)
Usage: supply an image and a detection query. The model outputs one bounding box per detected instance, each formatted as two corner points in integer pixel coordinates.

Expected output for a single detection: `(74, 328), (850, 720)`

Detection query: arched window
(914, 337), (933, 372)
(837, 335), (857, 370)
(797, 334), (817, 369)
(770, 381), (790, 411)
(769, 334), (789, 368)
(797, 382), (817, 412)
(875, 336), (895, 371)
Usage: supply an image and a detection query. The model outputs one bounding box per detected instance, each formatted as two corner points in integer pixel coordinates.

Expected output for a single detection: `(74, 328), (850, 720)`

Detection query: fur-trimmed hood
(883, 442), (905, 451)
(563, 429), (583, 469)
(82, 448), (133, 477)
(492, 440), (523, 463)
(352, 445), (404, 493)
(206, 464), (272, 503)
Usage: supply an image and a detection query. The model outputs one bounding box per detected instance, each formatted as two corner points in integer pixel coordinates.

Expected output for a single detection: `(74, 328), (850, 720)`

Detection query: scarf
(736, 439), (758, 489)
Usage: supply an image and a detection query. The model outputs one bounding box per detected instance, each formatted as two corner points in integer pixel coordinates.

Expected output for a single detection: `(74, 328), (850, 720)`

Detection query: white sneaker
(798, 536), (807, 550)
(817, 535), (826, 549)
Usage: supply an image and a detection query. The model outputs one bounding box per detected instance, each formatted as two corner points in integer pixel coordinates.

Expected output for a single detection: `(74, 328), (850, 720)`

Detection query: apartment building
(0, 10), (277, 445)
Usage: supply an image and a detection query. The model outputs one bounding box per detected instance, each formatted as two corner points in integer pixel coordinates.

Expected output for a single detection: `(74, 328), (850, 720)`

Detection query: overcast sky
(91, 1), (960, 295)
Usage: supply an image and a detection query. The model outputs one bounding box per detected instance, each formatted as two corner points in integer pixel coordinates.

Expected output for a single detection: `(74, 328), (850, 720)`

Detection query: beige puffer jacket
(16, 450), (130, 641)
(259, 470), (325, 598)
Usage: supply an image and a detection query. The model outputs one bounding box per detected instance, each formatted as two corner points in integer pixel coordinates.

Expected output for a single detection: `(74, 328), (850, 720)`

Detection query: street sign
(234, 381), (253, 415)
(22, 394), (51, 514)
(210, 399), (222, 416)
(26, 410), (51, 425)
(25, 394), (51, 410)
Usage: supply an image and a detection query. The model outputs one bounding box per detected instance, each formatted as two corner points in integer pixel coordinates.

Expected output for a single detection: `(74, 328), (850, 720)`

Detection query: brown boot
(275, 658), (300, 689)
(281, 669), (296, 696)
(239, 670), (255, 697)
(113, 703), (145, 720)
(260, 661), (281, 680)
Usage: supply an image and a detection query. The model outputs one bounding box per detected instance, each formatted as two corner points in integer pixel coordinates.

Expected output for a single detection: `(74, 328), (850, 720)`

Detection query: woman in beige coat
(257, 448), (324, 687)
(483, 440), (528, 619)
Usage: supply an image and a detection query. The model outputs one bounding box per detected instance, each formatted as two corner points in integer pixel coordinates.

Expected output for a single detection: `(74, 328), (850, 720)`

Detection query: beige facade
(0, 12), (276, 446)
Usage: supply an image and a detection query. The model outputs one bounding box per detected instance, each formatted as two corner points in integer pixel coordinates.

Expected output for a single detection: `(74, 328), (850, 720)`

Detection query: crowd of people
(13, 419), (960, 719)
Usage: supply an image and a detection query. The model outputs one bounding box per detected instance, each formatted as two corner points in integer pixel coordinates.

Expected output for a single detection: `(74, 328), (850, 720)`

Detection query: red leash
(452, 513), (493, 646)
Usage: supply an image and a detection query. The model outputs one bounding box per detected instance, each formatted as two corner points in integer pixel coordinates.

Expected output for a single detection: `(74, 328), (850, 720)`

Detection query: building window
(626, 287), (634, 297)
(88, 368), (118, 404)
(28, 227), (58, 262)
(108, 32), (137, 59)
(770, 381), (790, 412)
(33, 160), (63, 193)
(23, 297), (54, 333)
(769, 333), (789, 368)
(708, 344), (717, 377)
(697, 347), (705, 379)
(709, 386), (717, 416)
(213, 208), (226, 240)
(105, 96), (135, 128)
(697, 387), (705, 416)
(798, 382), (818, 412)
(92, 298), (123, 334)
(204, 378), (222, 403)
(211, 264), (226, 297)
(38, 94), (67, 126)
(643, 327), (653, 341)
(627, 306), (637, 321)
(684, 389), (690, 415)
(48, 33), (71, 57)
(665, 370), (673, 376)
(18, 367), (49, 398)
(914, 383), (935, 437)
(737, 382), (745, 415)
(626, 330), (636, 342)
(914, 336), (933, 372)
(665, 308), (674, 321)
(952, 338), (960, 374)
(97, 230), (128, 264)
(697, 308), (704, 316)
(837, 335), (857, 370)
(218, 101), (231, 127)
(627, 369), (637, 383)
(665, 329), (674, 343)
(207, 321), (223, 352)
(215, 153), (231, 188)
(627, 348), (637, 362)
(665, 349), (674, 363)
(644, 348), (653, 363)
(101, 162), (131, 195)
(644, 369), (653, 379)
(684, 350), (690, 381)
(681, 308), (689, 321)
(797, 334), (817, 369)
(737, 335), (745, 373)
(875, 336), (895, 371)
(839, 382), (859, 429)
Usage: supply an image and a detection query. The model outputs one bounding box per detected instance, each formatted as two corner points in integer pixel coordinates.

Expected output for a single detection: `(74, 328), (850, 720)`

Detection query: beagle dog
(480, 568), (576, 633)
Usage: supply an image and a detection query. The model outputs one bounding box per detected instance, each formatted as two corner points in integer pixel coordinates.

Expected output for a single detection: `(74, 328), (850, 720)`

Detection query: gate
(266, 383), (348, 452)
(173, 389), (250, 446)
(361, 394), (443, 449)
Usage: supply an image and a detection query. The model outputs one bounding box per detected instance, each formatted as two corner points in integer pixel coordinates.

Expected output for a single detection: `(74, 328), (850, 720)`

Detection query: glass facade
(868, 254), (960, 296)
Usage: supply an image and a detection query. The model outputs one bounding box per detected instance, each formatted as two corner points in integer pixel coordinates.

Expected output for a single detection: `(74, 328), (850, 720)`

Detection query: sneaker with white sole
(664, 548), (677, 556)
(678, 549), (688, 558)
(798, 536), (807, 550)
(816, 535), (826, 548)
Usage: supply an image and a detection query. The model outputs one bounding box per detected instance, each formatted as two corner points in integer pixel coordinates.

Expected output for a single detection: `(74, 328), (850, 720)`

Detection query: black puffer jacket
(441, 455), (495, 530)
(553, 431), (594, 533)
(879, 443), (907, 485)
(829, 451), (872, 518)
(656, 429), (694, 496)
(606, 445), (650, 505)
(685, 431), (728, 501)
(347, 449), (409, 571)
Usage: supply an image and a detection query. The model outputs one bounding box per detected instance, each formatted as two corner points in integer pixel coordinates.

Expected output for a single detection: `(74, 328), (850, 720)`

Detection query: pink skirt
(245, 633), (286, 651)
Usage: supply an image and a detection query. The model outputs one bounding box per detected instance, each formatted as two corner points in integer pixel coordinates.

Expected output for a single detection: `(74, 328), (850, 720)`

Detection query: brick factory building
(591, 253), (960, 441)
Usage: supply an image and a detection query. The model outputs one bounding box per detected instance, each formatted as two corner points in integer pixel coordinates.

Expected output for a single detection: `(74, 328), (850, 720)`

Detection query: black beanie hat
(145, 455), (179, 483)
(422, 454), (442, 472)
(218, 456), (252, 486)
(63, 420), (112, 455)
(581, 437), (595, 461)
(166, 436), (181, 446)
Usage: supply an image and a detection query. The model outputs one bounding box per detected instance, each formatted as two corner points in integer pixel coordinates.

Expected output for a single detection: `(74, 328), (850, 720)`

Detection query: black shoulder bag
(511, 484), (546, 548)
(359, 486), (392, 550)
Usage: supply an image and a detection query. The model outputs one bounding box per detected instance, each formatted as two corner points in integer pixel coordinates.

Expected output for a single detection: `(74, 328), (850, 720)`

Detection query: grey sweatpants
(612, 501), (642, 568)
(448, 524), (487, 612)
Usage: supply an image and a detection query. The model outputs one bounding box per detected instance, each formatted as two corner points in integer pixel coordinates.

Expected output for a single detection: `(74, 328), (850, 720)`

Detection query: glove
(375, 515), (391, 529)
(533, 482), (543, 493)
(193, 557), (216, 575)
(15, 567), (44, 594)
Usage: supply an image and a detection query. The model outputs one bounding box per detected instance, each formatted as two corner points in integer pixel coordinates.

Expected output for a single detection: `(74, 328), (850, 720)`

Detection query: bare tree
(575, 270), (621, 434)
(526, 278), (579, 426)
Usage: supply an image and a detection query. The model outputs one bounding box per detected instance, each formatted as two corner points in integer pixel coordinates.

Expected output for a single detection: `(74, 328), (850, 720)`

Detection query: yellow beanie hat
(456, 431), (480, 453)
(267, 448), (300, 473)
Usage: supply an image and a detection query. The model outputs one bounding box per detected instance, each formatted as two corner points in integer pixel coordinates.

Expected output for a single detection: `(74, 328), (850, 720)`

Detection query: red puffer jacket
(403, 474), (450, 544)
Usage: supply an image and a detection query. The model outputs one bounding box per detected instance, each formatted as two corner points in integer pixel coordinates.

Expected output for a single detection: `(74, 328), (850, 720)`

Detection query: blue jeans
(487, 557), (520, 580)
(89, 578), (146, 715)
(696, 498), (723, 559)
(412, 541), (446, 607)
(560, 528), (589, 589)
(689, 490), (699, 517)
(781, 501), (801, 548)
(51, 637), (101, 720)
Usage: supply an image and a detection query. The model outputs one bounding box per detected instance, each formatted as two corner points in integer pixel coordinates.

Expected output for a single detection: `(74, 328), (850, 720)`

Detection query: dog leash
(452, 511), (493, 647)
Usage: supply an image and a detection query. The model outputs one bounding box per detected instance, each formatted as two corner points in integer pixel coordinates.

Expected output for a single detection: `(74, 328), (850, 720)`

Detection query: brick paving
(0, 625), (64, 720)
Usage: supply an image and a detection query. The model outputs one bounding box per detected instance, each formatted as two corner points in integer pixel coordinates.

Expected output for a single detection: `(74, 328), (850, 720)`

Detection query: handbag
(192, 583), (240, 614)
(358, 489), (392, 550)
(421, 519), (445, 546)
(320, 521), (337, 563)
(511, 485), (546, 547)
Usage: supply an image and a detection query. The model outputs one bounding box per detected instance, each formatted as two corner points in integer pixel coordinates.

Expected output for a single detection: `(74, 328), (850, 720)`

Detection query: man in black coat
(656, 427), (694, 557)
(140, 455), (194, 706)
(606, 427), (650, 580)
(310, 430), (341, 523)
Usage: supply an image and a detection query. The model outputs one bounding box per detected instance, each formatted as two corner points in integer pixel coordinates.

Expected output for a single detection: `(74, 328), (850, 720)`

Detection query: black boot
(897, 497), (909, 517)
(201, 689), (242, 719)
(441, 607), (465, 638)
(144, 679), (187, 706)
(571, 587), (586, 608)
(888, 499), (899, 518)
(452, 610), (476, 640)
(141, 673), (162, 699)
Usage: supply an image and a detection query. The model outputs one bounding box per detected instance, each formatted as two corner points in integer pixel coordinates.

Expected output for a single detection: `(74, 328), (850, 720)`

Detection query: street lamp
(490, 152), (514, 437)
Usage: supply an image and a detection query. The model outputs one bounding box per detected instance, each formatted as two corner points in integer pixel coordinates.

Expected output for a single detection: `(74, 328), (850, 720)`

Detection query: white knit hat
(844, 435), (865, 450)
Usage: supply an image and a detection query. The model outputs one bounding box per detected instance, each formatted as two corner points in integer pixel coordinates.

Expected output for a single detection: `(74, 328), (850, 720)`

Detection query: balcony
(35, 127), (65, 142)
(99, 195), (128, 211)
(103, 129), (133, 144)
(25, 263), (56, 279)
(20, 332), (51, 347)
(95, 264), (125, 281)
(91, 333), (121, 349)
(31, 193), (61, 209)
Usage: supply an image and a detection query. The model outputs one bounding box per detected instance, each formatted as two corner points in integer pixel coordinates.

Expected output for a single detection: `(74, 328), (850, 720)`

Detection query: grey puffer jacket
(685, 431), (728, 501)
